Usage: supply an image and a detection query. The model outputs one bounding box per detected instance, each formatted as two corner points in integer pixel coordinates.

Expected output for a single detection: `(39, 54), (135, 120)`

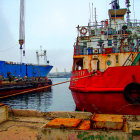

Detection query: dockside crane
(19, 0), (25, 64)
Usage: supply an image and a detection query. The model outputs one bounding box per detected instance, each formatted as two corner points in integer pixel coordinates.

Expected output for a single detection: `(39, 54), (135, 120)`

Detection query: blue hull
(0, 61), (53, 78)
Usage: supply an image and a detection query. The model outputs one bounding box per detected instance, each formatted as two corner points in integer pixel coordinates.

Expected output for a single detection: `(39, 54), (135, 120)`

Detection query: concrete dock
(0, 104), (140, 140)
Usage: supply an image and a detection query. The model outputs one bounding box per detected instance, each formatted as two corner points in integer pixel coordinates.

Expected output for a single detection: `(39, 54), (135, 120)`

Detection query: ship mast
(19, 0), (25, 64)
(111, 0), (120, 9)
(125, 0), (131, 25)
(36, 46), (47, 65)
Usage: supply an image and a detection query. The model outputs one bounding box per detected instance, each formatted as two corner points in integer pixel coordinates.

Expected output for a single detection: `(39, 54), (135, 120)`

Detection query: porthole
(107, 60), (111, 66)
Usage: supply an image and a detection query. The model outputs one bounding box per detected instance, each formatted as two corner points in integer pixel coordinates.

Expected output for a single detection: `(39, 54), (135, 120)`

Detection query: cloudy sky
(0, 0), (140, 72)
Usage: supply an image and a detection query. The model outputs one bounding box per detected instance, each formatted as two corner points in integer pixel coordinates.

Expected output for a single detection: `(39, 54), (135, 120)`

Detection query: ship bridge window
(83, 42), (87, 47)
(73, 58), (83, 71)
(108, 28), (113, 35)
(91, 30), (95, 36)
(108, 40), (112, 46)
(138, 40), (140, 46)
(74, 45), (87, 55)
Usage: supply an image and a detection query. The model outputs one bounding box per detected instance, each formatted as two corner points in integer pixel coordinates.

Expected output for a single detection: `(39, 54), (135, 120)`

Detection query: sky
(0, 0), (140, 72)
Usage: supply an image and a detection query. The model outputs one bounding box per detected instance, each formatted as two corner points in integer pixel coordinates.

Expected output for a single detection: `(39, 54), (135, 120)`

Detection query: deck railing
(77, 22), (140, 37)
(74, 45), (140, 56)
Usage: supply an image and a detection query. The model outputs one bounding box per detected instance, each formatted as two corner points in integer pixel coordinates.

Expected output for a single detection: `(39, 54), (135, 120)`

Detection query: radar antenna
(110, 0), (120, 9)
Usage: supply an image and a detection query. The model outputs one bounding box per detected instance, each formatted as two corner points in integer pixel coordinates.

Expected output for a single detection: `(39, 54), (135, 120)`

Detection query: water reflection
(0, 78), (75, 112)
(0, 90), (53, 112)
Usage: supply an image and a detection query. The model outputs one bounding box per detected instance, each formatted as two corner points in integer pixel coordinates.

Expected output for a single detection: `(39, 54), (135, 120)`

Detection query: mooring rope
(0, 74), (92, 99)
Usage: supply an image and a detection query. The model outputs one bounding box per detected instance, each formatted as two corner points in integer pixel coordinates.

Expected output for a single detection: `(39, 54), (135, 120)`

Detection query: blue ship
(0, 60), (53, 78)
(0, 1), (53, 79)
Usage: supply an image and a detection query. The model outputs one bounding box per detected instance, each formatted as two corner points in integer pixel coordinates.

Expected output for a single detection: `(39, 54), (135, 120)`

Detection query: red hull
(71, 91), (140, 115)
(69, 66), (140, 115)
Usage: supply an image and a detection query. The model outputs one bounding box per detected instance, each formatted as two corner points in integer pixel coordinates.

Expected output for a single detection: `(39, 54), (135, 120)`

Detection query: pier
(0, 104), (140, 140)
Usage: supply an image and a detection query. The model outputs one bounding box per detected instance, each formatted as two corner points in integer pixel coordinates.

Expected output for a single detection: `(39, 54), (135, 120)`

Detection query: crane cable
(0, 74), (92, 99)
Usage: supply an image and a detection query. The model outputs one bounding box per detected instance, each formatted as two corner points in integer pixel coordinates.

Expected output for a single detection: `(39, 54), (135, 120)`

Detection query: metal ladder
(132, 52), (140, 66)
(123, 52), (140, 66)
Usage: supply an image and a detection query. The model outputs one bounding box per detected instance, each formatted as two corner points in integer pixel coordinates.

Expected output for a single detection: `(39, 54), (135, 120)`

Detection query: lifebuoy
(124, 82), (140, 104)
(80, 27), (87, 35)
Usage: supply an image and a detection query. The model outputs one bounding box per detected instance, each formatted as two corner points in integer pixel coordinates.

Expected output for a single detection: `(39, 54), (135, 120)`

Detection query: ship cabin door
(91, 58), (100, 72)
(73, 58), (83, 72)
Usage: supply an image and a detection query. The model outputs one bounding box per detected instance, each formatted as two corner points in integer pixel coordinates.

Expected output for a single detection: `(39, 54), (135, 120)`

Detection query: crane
(19, 0), (25, 64)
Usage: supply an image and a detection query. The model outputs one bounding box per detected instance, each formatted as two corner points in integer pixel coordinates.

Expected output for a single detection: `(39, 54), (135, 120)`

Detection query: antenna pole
(89, 3), (91, 22)
(94, 8), (97, 36)
(126, 0), (131, 25)
(92, 3), (93, 22)
(133, 0), (135, 22)
(95, 8), (97, 24)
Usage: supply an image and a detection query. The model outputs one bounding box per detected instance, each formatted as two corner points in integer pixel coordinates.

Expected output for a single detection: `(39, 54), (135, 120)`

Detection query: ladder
(123, 52), (140, 66)
(132, 52), (140, 66)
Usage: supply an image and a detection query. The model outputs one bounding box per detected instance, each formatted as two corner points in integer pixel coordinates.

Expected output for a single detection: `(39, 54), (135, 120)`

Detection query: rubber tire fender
(124, 82), (140, 104)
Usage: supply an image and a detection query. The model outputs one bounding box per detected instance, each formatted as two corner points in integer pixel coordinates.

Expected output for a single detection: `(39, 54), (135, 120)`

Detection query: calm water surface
(0, 78), (76, 112)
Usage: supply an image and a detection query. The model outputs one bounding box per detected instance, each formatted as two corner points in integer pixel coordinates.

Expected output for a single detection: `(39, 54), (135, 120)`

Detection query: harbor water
(0, 78), (76, 112)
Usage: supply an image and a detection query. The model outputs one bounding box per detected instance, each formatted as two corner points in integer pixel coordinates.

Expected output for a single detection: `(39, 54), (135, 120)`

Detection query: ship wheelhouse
(72, 2), (140, 73)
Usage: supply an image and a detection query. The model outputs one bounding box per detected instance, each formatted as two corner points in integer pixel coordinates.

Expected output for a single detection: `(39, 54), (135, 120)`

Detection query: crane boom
(19, 0), (25, 63)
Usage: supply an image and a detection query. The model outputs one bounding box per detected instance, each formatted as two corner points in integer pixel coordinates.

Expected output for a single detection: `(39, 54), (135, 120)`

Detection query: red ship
(69, 0), (140, 115)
